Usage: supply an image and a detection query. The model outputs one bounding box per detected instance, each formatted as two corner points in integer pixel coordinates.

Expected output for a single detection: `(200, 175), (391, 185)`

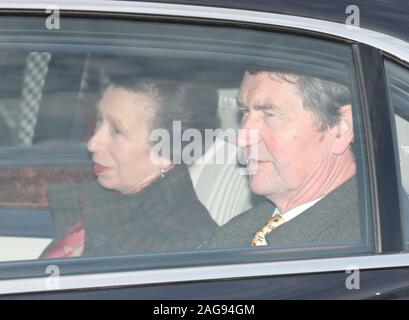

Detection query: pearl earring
(161, 168), (165, 178)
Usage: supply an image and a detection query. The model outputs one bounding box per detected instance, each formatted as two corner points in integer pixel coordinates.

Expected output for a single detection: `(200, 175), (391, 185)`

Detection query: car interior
(0, 17), (405, 263)
(0, 51), (263, 261)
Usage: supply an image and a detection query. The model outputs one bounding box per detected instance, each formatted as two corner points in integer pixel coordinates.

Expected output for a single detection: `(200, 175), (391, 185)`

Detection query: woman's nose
(87, 128), (102, 153)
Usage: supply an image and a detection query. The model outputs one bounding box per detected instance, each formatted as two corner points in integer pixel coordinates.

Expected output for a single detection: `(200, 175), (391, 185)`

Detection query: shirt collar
(274, 197), (324, 223)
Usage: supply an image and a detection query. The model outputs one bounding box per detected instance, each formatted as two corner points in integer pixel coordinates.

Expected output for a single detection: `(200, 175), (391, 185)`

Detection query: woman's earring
(161, 168), (165, 178)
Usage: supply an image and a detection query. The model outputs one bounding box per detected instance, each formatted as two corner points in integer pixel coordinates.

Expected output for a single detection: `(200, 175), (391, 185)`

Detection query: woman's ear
(330, 104), (354, 155)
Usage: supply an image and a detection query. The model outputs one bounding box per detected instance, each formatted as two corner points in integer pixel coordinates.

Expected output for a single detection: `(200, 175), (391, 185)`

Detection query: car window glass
(384, 60), (409, 249)
(0, 16), (373, 280)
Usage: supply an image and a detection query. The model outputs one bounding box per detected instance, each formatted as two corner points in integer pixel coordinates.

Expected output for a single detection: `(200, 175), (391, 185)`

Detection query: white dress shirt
(274, 197), (324, 223)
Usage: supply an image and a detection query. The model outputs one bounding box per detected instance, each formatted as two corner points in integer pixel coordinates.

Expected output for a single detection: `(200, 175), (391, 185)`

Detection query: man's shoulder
(203, 175), (361, 249)
(263, 175), (361, 244)
(227, 201), (275, 227)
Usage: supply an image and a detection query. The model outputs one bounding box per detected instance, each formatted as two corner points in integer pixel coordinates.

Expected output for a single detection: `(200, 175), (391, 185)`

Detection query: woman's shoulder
(47, 180), (99, 239)
(48, 179), (98, 198)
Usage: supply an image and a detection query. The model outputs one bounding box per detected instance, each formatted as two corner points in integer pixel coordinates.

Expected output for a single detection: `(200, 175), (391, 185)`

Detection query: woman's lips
(93, 163), (110, 175)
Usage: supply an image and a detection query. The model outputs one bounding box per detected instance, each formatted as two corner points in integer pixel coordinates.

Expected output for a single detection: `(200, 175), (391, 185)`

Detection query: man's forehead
(238, 72), (289, 104)
(241, 71), (296, 87)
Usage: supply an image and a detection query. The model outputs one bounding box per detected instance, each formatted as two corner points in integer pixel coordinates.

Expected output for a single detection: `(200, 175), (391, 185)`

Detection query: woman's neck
(129, 164), (175, 194)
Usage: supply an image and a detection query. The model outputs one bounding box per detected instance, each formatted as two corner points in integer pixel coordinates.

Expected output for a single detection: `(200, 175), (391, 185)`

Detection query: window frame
(353, 44), (403, 253)
(0, 0), (405, 295)
(383, 56), (409, 250)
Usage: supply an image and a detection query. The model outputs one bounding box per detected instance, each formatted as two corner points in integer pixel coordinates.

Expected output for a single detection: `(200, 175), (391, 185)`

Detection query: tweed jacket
(42, 165), (218, 257)
(204, 176), (362, 249)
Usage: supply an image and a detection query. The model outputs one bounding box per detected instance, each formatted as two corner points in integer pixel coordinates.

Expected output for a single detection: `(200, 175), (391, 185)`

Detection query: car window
(0, 15), (373, 279)
(384, 60), (409, 249)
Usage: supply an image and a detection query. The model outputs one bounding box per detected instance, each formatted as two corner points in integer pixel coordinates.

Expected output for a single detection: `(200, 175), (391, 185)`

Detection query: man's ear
(330, 104), (354, 155)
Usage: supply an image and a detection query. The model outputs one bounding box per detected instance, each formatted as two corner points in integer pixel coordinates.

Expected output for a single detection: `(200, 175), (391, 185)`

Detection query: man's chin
(249, 173), (282, 196)
(248, 176), (268, 195)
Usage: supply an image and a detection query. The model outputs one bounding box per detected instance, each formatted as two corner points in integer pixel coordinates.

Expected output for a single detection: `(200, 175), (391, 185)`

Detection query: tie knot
(251, 211), (285, 247)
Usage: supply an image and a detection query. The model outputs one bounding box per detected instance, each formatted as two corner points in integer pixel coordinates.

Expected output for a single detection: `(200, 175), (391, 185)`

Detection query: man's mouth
(246, 158), (268, 164)
(246, 159), (261, 171)
(245, 158), (270, 172)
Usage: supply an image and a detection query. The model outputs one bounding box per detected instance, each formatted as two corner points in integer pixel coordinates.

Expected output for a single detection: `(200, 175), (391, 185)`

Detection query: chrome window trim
(0, 0), (409, 63)
(0, 0), (407, 295)
(1, 253), (409, 295)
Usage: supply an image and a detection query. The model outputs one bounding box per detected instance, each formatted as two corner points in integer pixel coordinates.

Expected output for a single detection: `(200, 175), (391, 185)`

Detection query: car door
(0, 0), (407, 300)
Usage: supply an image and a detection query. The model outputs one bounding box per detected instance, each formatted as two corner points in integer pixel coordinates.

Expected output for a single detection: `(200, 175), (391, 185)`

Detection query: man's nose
(237, 115), (261, 147)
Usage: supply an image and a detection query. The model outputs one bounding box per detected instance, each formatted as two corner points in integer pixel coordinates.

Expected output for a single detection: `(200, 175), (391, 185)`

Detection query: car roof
(123, 0), (409, 42)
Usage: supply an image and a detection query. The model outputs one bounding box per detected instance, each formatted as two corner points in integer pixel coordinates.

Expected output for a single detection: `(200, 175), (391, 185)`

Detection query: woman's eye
(111, 125), (122, 135)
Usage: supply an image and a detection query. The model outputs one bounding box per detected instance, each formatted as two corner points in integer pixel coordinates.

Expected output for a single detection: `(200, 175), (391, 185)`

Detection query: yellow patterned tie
(251, 209), (285, 246)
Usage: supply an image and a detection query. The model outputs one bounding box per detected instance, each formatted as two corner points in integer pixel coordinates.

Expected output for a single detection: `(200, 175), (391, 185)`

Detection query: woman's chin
(96, 176), (115, 190)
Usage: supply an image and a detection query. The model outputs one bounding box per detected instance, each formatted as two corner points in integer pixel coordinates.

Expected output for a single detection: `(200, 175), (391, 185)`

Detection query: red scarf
(43, 219), (85, 259)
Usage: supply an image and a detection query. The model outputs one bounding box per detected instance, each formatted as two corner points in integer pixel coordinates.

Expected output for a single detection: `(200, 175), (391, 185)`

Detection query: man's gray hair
(253, 71), (352, 131)
(295, 75), (351, 131)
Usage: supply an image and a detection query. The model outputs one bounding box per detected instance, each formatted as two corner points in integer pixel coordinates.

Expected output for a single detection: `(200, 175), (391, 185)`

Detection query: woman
(41, 76), (220, 258)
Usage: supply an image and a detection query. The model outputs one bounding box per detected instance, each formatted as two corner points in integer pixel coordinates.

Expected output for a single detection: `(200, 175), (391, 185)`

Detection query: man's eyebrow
(236, 99), (281, 112)
(236, 98), (247, 109)
(253, 101), (279, 111)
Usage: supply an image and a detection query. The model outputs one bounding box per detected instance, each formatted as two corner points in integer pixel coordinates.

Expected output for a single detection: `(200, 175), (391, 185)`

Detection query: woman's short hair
(106, 75), (220, 163)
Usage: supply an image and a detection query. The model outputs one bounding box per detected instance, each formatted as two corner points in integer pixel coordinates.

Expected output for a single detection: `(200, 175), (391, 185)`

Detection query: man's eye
(239, 108), (249, 115)
(263, 111), (275, 118)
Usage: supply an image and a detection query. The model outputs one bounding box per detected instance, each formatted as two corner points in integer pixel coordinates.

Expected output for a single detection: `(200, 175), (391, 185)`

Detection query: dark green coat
(42, 165), (218, 257)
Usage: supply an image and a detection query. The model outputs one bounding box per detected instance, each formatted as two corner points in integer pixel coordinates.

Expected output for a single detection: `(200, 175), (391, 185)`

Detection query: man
(205, 70), (361, 248)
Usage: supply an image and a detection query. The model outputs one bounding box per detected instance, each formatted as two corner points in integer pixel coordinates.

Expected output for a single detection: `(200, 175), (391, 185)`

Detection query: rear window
(0, 15), (372, 279)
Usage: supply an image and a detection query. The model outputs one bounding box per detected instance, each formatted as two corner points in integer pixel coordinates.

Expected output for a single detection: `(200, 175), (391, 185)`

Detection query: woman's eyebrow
(107, 115), (128, 132)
